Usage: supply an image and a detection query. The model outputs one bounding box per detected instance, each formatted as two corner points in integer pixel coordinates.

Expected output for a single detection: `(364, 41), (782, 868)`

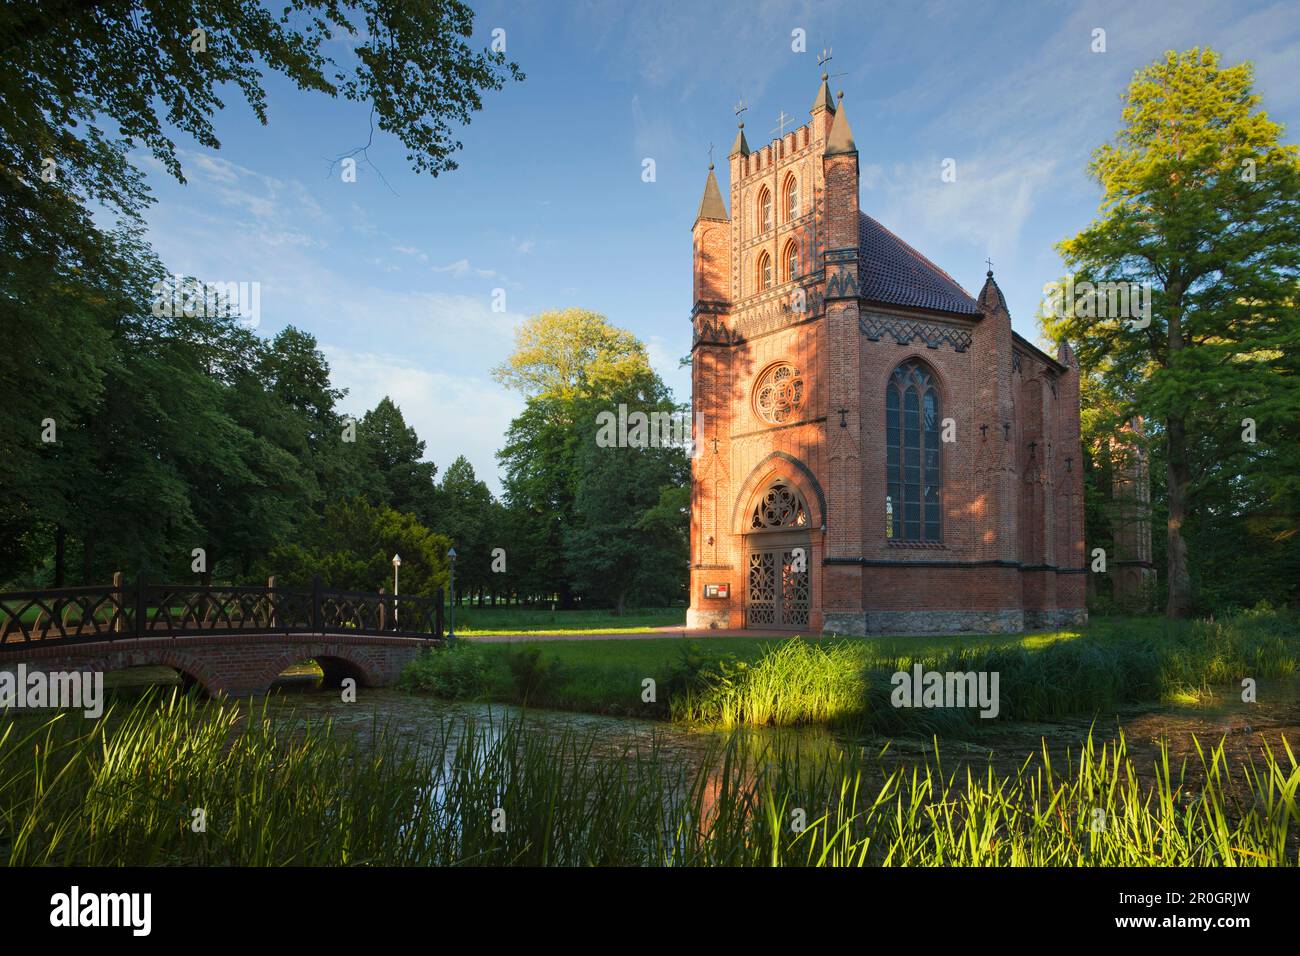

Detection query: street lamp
(446, 546), (457, 640)
(391, 553), (401, 629)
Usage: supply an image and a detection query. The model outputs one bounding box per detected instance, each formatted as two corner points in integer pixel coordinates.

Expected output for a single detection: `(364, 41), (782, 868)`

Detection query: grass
(1, 690), (1295, 866)
(448, 604), (685, 636)
(402, 607), (1300, 728)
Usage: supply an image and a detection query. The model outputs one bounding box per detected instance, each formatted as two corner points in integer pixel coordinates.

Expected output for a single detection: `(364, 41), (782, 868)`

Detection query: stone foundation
(1023, 608), (1089, 630)
(686, 608), (731, 630)
(824, 609), (1028, 636)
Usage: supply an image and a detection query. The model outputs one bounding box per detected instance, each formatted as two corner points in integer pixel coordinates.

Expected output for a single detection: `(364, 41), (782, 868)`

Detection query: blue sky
(136, 0), (1300, 495)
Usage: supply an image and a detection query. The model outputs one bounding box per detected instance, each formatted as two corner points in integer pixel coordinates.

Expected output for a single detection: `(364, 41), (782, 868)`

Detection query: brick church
(686, 75), (1088, 635)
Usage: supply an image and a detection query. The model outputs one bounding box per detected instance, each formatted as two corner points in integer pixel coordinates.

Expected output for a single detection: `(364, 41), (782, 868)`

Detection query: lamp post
(391, 553), (401, 629)
(446, 546), (457, 639)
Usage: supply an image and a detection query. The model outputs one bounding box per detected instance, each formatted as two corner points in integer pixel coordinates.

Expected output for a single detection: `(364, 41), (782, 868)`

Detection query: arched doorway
(744, 480), (811, 629)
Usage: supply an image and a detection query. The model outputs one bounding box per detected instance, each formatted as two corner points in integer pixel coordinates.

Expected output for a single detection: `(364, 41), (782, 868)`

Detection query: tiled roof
(857, 213), (980, 316)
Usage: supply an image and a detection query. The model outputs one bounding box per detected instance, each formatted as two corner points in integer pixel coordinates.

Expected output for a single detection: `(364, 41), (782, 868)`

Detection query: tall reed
(1, 692), (1295, 866)
(672, 607), (1299, 729)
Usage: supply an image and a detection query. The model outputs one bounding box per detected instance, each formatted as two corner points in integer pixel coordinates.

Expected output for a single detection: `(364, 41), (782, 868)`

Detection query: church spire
(977, 264), (1008, 314)
(824, 91), (856, 155)
(695, 164), (728, 222)
(729, 122), (750, 158)
(811, 71), (836, 114)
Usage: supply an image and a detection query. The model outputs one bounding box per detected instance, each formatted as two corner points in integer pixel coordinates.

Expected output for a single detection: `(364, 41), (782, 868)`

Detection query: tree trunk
(1165, 413), (1193, 618)
(615, 590), (626, 617)
(1164, 283), (1193, 619)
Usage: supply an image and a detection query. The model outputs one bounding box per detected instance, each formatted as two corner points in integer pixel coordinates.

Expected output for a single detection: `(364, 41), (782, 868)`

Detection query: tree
(566, 380), (689, 614)
(492, 309), (653, 403)
(1, 0), (522, 586)
(357, 397), (438, 516)
(270, 498), (450, 596)
(494, 311), (665, 607)
(433, 456), (496, 605)
(1043, 48), (1300, 618)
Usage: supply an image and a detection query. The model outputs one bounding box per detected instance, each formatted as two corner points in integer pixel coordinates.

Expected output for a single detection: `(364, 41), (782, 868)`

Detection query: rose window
(754, 363), (805, 425)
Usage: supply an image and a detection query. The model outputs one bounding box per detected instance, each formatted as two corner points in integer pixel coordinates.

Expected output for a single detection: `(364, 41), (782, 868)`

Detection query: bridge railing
(0, 574), (446, 649)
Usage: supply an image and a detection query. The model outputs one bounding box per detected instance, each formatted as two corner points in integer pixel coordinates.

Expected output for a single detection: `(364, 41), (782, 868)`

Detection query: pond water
(254, 672), (1300, 789)
(101, 664), (1300, 789)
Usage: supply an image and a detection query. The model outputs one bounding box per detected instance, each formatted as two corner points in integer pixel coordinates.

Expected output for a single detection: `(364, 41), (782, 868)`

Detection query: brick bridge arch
(7, 633), (428, 698)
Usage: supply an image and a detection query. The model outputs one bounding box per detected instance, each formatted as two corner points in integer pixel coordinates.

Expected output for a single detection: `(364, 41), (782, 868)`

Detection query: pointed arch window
(750, 480), (809, 531)
(886, 360), (942, 542)
(758, 186), (772, 233)
(757, 251), (772, 291)
(782, 174), (799, 222)
(781, 239), (799, 283)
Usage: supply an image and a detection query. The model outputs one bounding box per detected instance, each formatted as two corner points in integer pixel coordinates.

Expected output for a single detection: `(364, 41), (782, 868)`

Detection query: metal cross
(771, 110), (794, 138)
(985, 256), (994, 273)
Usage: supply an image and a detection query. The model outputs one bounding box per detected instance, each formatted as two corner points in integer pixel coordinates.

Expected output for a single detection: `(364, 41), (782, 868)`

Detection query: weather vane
(707, 142), (714, 166)
(734, 97), (748, 122)
(818, 46), (848, 83)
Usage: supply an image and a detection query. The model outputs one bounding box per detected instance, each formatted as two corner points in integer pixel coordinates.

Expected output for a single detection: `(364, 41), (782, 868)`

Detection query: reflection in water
(109, 667), (1300, 794)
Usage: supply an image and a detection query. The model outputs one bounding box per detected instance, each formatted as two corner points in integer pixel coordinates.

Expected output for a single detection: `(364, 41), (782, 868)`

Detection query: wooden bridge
(0, 575), (445, 697)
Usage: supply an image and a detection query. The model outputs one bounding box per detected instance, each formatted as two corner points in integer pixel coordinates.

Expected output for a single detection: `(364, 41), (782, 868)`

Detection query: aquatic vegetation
(671, 607), (1299, 729)
(0, 691), (1295, 866)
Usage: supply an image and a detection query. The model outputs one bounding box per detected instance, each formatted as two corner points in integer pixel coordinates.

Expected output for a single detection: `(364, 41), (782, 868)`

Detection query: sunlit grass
(1, 692), (1295, 866)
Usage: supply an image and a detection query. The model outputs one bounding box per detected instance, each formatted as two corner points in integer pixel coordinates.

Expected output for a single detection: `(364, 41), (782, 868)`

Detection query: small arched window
(757, 251), (772, 291)
(782, 174), (799, 222)
(757, 186), (772, 233)
(886, 360), (942, 542)
(782, 239), (799, 283)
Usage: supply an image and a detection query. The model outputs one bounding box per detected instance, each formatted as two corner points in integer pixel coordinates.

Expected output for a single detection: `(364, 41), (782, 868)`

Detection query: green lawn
(449, 605), (685, 635)
(402, 609), (1300, 726)
(408, 624), (1099, 718)
(462, 628), (1088, 717)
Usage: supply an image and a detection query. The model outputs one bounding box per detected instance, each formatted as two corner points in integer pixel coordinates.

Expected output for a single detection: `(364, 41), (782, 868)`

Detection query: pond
(253, 670), (1300, 792)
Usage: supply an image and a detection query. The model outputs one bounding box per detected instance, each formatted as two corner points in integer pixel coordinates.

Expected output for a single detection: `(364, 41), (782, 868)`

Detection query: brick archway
(5, 634), (426, 698)
(730, 451), (826, 536)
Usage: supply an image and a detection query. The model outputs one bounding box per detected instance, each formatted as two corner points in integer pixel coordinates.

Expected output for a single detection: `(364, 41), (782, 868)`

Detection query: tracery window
(757, 186), (773, 233)
(753, 362), (805, 425)
(750, 481), (809, 530)
(886, 360), (942, 541)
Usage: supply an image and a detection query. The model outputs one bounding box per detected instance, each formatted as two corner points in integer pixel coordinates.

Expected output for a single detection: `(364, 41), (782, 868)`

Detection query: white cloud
(323, 346), (522, 496)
